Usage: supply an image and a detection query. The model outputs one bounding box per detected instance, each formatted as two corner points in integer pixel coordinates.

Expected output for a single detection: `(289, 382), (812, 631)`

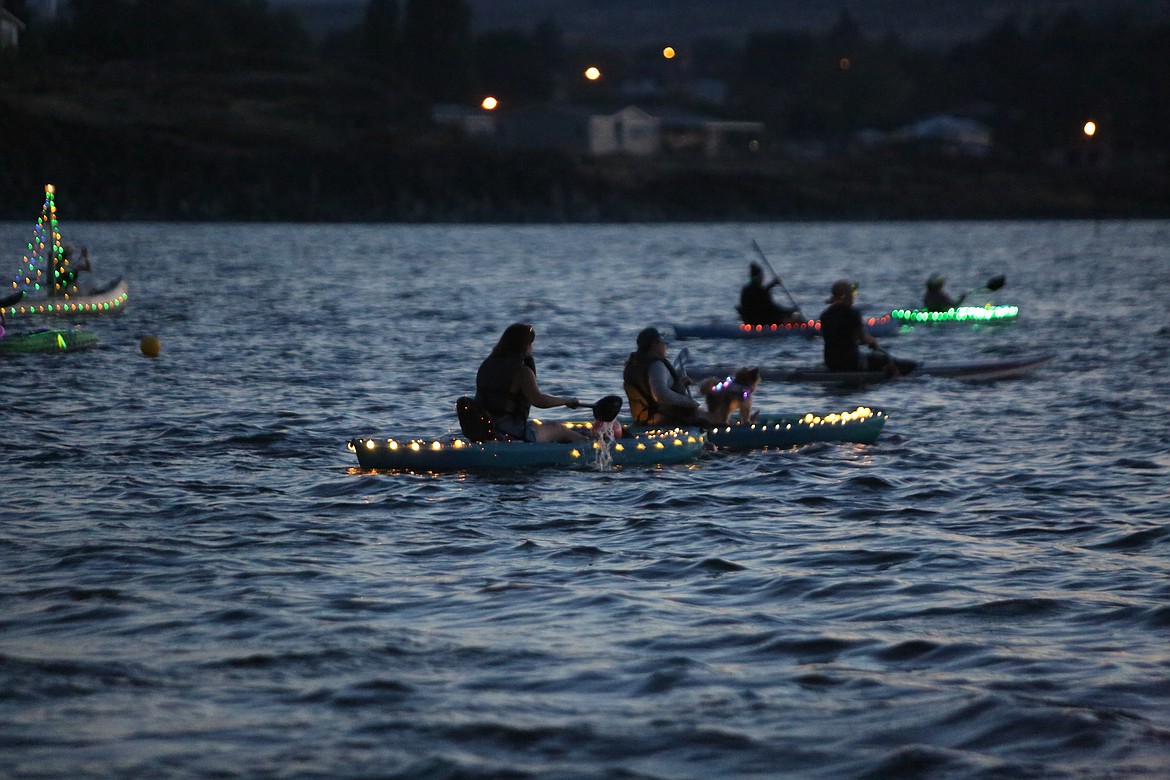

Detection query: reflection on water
(1, 220), (1168, 778)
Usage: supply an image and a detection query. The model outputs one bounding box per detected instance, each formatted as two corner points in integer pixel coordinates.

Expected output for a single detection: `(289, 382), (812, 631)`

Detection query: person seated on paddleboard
(52, 244), (91, 297)
(623, 327), (713, 427)
(820, 279), (917, 375)
(475, 322), (587, 444)
(923, 273), (963, 312)
(739, 262), (800, 325)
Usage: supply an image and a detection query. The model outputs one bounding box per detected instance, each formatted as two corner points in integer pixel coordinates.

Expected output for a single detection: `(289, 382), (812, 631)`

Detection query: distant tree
(532, 20), (563, 74)
(5, 0), (29, 24)
(363, 0), (398, 69)
(473, 29), (555, 106)
(401, 0), (471, 103)
(732, 19), (919, 142)
(65, 0), (308, 62)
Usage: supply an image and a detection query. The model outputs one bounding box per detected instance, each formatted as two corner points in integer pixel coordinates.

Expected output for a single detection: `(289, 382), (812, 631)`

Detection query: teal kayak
(0, 327), (99, 355)
(705, 406), (886, 450)
(621, 406), (886, 451)
(349, 427), (706, 472)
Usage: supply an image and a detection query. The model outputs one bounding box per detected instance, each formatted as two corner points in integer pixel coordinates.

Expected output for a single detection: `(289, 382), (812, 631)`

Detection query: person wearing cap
(474, 322), (586, 443)
(923, 273), (962, 312)
(738, 263), (799, 325)
(820, 279), (916, 374)
(623, 327), (710, 427)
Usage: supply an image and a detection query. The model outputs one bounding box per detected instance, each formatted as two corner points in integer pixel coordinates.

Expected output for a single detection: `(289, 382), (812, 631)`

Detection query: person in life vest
(474, 322), (587, 443)
(923, 273), (963, 312)
(623, 327), (713, 427)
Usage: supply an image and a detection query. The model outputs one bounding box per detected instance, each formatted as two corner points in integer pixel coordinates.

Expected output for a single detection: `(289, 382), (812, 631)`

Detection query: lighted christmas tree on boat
(5, 184), (129, 319)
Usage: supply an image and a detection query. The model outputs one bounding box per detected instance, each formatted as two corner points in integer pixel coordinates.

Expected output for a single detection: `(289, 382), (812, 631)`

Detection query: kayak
(349, 427), (706, 472)
(7, 184), (130, 319)
(622, 406), (886, 451)
(673, 314), (898, 341)
(3, 278), (130, 319)
(691, 354), (1053, 386)
(706, 406), (886, 450)
(891, 304), (1019, 327)
(0, 326), (99, 355)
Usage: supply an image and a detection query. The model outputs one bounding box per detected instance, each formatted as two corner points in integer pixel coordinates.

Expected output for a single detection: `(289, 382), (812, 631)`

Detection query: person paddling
(923, 273), (963, 312)
(739, 262), (799, 325)
(475, 322), (586, 443)
(820, 279), (916, 375)
(623, 327), (712, 427)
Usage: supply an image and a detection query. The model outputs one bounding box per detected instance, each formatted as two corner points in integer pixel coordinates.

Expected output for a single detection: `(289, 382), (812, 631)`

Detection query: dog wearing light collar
(698, 366), (761, 425)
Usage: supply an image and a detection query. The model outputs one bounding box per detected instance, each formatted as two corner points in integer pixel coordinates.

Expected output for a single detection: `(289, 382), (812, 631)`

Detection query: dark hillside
(2, 2), (1167, 221)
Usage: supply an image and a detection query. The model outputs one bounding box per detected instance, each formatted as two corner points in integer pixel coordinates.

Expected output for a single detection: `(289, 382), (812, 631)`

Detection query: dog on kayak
(698, 366), (761, 425)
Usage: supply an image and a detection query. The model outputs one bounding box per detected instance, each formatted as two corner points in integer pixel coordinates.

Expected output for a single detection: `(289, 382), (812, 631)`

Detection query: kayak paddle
(583, 395), (623, 422)
(751, 239), (803, 316)
(957, 274), (1006, 303)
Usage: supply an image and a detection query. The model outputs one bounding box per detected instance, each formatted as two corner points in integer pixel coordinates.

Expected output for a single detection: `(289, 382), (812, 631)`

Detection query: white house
(432, 103), (497, 140)
(588, 106), (660, 157)
(496, 103), (764, 159)
(1, 7), (26, 50)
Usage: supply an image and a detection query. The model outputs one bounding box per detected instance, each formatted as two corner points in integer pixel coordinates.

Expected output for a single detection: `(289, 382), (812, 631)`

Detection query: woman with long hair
(475, 323), (586, 443)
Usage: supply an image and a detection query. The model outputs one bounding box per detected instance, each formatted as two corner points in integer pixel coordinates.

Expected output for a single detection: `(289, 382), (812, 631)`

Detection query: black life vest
(475, 354), (531, 422)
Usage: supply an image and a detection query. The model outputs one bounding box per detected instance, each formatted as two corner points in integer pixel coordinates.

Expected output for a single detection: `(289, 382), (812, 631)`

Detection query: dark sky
(270, 0), (1170, 48)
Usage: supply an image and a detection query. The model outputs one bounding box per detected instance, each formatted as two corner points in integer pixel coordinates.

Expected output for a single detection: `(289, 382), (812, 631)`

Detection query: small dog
(698, 366), (761, 425)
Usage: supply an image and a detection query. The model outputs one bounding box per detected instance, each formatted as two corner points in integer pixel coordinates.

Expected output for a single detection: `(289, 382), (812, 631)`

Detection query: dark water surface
(2, 221), (1168, 779)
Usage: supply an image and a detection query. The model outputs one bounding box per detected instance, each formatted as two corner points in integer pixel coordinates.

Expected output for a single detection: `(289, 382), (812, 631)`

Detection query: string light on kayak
(891, 305), (1018, 324)
(6, 184), (130, 319)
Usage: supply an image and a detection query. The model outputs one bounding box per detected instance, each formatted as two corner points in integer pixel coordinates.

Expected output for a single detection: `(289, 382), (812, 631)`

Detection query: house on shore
(1, 6), (26, 50)
(492, 103), (763, 159)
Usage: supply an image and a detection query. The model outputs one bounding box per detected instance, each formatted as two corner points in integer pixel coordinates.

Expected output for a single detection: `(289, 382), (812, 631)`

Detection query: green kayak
(0, 327), (99, 355)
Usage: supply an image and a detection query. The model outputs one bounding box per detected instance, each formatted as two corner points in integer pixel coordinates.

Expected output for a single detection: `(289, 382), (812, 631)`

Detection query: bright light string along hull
(347, 429), (705, 472)
(6, 184), (130, 320)
(737, 314), (894, 334)
(891, 305), (1019, 323)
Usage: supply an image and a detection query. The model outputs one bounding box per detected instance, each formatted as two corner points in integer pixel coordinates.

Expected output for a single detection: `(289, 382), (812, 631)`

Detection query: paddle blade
(592, 395), (623, 422)
(986, 274), (1006, 291)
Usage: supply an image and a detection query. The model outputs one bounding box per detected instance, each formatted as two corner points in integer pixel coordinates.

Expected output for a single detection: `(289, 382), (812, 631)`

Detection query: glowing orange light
(481, 96), (498, 110)
(663, 47), (676, 59)
(1083, 121), (1097, 137)
(584, 66), (601, 81)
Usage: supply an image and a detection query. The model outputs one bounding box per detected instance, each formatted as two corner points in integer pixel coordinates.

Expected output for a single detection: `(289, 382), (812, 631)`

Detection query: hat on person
(636, 327), (666, 350)
(926, 273), (945, 290)
(825, 279), (855, 304)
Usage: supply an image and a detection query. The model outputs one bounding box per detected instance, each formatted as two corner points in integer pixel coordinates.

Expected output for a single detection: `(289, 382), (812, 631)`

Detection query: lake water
(2, 220), (1169, 779)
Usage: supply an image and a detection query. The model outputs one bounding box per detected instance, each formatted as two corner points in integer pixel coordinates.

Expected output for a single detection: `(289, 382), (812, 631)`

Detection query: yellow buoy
(140, 335), (161, 358)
